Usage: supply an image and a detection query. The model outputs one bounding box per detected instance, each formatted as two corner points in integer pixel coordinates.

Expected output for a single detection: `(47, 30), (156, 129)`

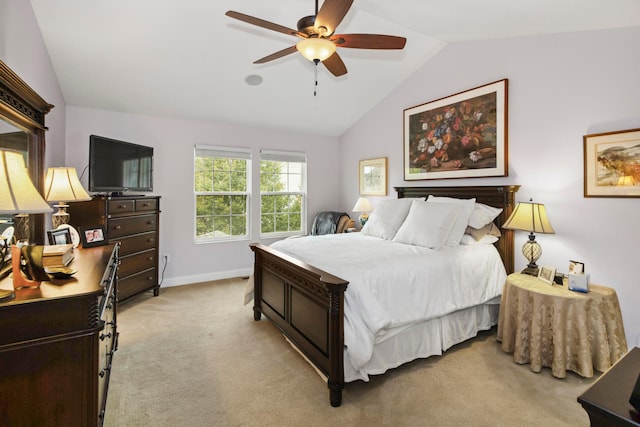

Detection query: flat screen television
(89, 135), (153, 194)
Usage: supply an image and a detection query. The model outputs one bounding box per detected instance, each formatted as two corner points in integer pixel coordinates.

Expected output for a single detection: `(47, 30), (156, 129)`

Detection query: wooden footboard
(250, 243), (348, 407)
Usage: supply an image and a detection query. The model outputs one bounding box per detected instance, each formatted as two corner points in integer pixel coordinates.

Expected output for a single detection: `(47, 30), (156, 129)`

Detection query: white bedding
(267, 233), (506, 381)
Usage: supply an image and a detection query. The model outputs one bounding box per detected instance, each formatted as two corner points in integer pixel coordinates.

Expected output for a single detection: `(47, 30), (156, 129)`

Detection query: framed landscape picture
(359, 157), (387, 196)
(403, 79), (508, 181)
(583, 128), (640, 197)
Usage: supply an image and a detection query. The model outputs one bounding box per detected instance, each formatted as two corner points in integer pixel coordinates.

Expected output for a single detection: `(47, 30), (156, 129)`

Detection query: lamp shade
(44, 167), (91, 203)
(296, 38), (336, 62)
(502, 201), (555, 234)
(0, 149), (52, 214)
(352, 197), (372, 213)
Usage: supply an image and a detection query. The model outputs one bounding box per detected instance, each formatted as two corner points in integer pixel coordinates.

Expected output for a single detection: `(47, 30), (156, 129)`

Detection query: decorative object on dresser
(403, 79), (508, 181)
(359, 157), (387, 196)
(0, 149), (53, 299)
(47, 227), (72, 245)
(584, 128), (640, 198)
(501, 198), (554, 276)
(43, 166), (92, 228)
(80, 225), (108, 248)
(351, 197), (372, 226)
(578, 347), (640, 426)
(68, 195), (160, 301)
(498, 273), (627, 379)
(0, 244), (119, 426)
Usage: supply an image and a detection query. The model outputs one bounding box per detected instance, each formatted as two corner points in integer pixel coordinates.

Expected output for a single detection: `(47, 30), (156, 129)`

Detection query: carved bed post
(252, 247), (263, 321)
(327, 283), (346, 407)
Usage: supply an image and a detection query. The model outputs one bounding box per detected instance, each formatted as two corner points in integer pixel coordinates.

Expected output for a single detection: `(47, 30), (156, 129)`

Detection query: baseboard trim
(160, 268), (252, 288)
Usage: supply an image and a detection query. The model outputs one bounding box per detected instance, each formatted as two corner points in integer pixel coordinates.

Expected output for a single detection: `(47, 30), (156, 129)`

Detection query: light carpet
(105, 277), (594, 427)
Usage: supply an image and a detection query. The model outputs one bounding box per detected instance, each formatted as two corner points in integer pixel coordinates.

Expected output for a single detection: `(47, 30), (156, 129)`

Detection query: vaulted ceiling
(30, 0), (640, 137)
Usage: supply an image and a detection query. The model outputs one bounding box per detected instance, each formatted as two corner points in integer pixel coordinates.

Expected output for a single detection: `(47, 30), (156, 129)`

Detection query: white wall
(339, 26), (640, 347)
(0, 0), (66, 166)
(65, 106), (341, 286)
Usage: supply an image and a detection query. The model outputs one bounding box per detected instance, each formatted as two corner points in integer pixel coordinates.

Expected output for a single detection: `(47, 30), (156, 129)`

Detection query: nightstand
(497, 273), (628, 378)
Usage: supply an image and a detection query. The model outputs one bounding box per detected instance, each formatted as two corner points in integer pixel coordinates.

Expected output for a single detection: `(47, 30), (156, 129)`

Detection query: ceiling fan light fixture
(296, 38), (336, 62)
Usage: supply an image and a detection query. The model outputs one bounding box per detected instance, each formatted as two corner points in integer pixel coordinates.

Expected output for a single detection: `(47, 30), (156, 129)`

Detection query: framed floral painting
(583, 128), (640, 197)
(403, 79), (508, 181)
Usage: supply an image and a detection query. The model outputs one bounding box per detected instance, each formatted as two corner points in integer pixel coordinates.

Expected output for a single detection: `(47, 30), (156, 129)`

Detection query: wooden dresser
(0, 244), (118, 426)
(69, 195), (161, 301)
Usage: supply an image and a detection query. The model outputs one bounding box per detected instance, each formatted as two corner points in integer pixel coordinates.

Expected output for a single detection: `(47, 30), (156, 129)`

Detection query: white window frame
(194, 145), (251, 243)
(259, 149), (307, 238)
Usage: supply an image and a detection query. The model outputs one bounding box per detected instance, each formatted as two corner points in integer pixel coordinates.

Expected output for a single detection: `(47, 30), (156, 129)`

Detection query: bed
(249, 185), (520, 407)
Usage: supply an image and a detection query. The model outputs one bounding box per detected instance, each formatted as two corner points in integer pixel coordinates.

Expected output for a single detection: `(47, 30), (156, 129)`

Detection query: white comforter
(269, 233), (506, 379)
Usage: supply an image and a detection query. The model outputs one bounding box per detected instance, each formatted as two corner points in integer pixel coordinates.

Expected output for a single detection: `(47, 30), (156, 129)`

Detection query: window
(260, 150), (306, 236)
(194, 146), (250, 242)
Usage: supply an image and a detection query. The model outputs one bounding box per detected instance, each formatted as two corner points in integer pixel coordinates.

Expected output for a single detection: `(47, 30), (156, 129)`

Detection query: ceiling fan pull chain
(314, 59), (319, 96)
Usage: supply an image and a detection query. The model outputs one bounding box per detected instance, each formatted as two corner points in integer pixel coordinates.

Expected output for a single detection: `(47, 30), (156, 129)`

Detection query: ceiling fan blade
(254, 46), (298, 64)
(315, 0), (354, 36)
(331, 34), (407, 49)
(322, 52), (347, 77)
(226, 11), (306, 38)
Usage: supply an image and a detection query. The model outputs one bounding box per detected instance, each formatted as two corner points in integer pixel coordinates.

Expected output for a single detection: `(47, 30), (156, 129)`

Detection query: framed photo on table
(359, 157), (387, 196)
(583, 128), (640, 197)
(80, 225), (107, 248)
(538, 266), (556, 285)
(403, 79), (508, 181)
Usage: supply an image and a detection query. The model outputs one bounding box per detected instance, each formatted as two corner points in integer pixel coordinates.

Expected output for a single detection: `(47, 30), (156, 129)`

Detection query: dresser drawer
(118, 268), (157, 300)
(119, 249), (156, 278)
(107, 199), (135, 214)
(113, 232), (157, 257)
(134, 198), (157, 212)
(108, 214), (157, 238)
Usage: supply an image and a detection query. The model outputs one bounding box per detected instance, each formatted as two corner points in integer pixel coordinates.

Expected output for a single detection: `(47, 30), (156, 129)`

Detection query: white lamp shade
(44, 167), (91, 202)
(502, 201), (555, 234)
(296, 38), (336, 62)
(0, 149), (52, 214)
(352, 197), (372, 212)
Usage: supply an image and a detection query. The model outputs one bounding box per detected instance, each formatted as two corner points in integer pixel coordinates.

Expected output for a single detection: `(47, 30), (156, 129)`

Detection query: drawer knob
(147, 276), (153, 281)
(147, 220), (155, 225)
(147, 257), (154, 261)
(115, 225), (122, 230)
(119, 204), (127, 209)
(100, 332), (112, 340)
(148, 238), (155, 243)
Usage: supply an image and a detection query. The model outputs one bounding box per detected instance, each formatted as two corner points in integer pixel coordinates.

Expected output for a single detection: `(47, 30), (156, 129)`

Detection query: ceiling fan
(225, 0), (407, 77)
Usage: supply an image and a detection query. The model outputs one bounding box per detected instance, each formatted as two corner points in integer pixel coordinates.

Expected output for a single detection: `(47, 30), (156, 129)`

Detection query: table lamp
(352, 197), (372, 226)
(0, 149), (53, 300)
(44, 166), (92, 228)
(502, 199), (555, 276)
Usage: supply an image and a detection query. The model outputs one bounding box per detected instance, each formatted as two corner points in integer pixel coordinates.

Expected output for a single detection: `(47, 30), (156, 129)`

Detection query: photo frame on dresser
(47, 228), (72, 246)
(80, 225), (107, 248)
(403, 79), (508, 181)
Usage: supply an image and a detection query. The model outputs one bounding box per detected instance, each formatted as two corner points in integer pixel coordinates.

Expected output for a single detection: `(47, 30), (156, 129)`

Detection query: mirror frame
(0, 60), (54, 244)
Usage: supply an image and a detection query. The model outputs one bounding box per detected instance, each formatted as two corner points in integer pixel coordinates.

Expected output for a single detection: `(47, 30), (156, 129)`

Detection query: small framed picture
(538, 266), (556, 285)
(47, 228), (72, 246)
(80, 225), (107, 248)
(569, 260), (585, 274)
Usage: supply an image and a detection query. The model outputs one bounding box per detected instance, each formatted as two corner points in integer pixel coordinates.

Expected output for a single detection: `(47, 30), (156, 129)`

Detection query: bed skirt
(344, 297), (500, 382)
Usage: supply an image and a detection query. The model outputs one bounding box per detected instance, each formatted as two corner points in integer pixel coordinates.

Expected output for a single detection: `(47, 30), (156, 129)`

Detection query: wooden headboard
(394, 185), (521, 274)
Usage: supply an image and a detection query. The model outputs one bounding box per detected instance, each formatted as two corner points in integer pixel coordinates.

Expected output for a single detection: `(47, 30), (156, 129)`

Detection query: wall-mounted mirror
(0, 60), (54, 244)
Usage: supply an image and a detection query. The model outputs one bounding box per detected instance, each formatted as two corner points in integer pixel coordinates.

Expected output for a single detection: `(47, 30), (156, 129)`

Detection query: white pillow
(426, 195), (476, 246)
(468, 203), (503, 229)
(360, 198), (415, 240)
(392, 200), (460, 250)
(460, 234), (499, 245)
